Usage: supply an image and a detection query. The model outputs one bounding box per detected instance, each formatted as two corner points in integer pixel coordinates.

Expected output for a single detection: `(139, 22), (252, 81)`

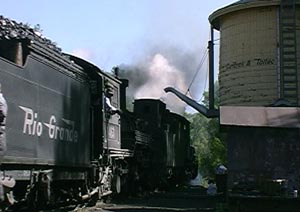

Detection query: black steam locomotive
(0, 16), (197, 209)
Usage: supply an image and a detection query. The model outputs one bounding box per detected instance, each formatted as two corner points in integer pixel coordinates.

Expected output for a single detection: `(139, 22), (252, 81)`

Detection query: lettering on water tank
(221, 58), (275, 72)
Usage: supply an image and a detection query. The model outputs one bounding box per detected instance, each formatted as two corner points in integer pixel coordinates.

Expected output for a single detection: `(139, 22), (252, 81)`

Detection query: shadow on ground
(100, 186), (225, 212)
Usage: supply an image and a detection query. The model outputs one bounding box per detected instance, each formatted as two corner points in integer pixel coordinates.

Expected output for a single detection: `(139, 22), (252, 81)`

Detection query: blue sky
(0, 1), (234, 69)
(0, 0), (236, 110)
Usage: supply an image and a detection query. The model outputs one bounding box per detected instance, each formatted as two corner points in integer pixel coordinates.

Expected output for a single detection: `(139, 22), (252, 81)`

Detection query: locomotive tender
(0, 15), (197, 209)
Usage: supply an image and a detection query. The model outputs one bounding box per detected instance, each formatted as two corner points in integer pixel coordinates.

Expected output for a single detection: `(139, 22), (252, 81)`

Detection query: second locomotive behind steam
(0, 15), (197, 210)
(128, 99), (198, 191)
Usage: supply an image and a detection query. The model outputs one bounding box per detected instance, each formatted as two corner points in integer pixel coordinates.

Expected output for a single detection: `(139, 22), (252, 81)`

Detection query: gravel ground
(70, 186), (225, 212)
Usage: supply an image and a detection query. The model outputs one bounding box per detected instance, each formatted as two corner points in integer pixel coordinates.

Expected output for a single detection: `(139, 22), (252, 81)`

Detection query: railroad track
(79, 186), (224, 212)
(7, 186), (224, 212)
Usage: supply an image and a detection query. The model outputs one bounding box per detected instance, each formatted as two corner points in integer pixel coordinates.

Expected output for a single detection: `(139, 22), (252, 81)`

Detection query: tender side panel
(0, 56), (90, 167)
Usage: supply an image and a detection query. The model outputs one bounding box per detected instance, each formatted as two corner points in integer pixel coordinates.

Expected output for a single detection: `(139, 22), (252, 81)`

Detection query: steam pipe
(164, 87), (219, 118)
(209, 25), (215, 110)
(81, 187), (99, 200)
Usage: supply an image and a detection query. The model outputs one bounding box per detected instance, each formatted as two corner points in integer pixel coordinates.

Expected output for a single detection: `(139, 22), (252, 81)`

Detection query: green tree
(185, 82), (226, 180)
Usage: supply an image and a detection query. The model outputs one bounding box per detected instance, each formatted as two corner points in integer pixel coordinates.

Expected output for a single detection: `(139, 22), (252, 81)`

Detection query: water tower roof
(209, 0), (281, 30)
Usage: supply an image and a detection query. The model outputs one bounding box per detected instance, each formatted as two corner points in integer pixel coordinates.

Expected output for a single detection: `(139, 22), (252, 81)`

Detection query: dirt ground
(72, 186), (225, 212)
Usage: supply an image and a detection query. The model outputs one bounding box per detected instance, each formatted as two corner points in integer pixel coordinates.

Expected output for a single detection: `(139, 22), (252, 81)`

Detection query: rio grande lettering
(19, 106), (78, 142)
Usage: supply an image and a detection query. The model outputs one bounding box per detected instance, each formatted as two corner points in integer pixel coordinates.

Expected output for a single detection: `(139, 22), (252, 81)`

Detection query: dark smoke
(118, 46), (207, 114)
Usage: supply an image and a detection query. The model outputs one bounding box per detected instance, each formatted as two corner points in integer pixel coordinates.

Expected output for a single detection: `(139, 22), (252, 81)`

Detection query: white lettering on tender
(19, 106), (79, 142)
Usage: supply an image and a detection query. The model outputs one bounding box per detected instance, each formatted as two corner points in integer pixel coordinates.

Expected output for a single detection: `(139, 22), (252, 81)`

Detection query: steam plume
(119, 48), (206, 114)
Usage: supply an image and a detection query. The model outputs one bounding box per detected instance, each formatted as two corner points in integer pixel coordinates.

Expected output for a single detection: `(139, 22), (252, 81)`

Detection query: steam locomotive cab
(67, 56), (133, 197)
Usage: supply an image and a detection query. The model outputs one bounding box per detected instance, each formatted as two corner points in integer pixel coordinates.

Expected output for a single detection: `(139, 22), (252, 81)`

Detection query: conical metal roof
(209, 0), (281, 30)
(229, 0), (278, 5)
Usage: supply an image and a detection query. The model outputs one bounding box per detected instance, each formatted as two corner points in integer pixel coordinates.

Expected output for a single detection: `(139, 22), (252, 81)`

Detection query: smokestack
(120, 79), (129, 111)
(15, 42), (23, 66)
(113, 66), (119, 78)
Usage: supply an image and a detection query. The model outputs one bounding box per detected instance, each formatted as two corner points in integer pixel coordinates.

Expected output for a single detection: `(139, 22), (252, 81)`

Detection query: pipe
(208, 25), (215, 110)
(164, 87), (219, 118)
(15, 42), (23, 66)
(81, 187), (99, 200)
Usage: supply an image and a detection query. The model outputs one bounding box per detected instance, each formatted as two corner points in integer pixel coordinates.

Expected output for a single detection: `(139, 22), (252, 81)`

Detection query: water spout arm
(164, 87), (219, 118)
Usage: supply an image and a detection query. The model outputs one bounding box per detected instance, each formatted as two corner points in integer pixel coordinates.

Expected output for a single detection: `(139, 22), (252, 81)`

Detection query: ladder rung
(283, 63), (296, 66)
(282, 51), (296, 55)
(282, 51), (296, 54)
(283, 79), (297, 83)
(282, 32), (296, 36)
(282, 58), (297, 62)
(282, 70), (297, 73)
(283, 71), (297, 74)
(283, 65), (297, 68)
(282, 67), (297, 70)
(281, 6), (295, 10)
(281, 4), (295, 8)
(283, 74), (297, 77)
(283, 94), (298, 98)
(282, 28), (296, 32)
(282, 58), (296, 61)
(282, 49), (296, 53)
(283, 80), (297, 84)
(282, 74), (297, 79)
(282, 41), (296, 45)
(282, 30), (296, 33)
(283, 44), (296, 48)
(281, 23), (296, 27)
(281, 13), (295, 17)
(283, 84), (298, 88)
(284, 89), (297, 93)
(282, 50), (296, 54)
(282, 37), (296, 41)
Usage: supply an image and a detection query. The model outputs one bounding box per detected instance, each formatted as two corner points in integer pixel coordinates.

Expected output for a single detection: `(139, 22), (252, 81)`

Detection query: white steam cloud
(134, 54), (187, 113)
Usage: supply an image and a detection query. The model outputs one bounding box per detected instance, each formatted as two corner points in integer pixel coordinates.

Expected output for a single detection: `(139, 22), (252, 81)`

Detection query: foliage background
(184, 83), (227, 180)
